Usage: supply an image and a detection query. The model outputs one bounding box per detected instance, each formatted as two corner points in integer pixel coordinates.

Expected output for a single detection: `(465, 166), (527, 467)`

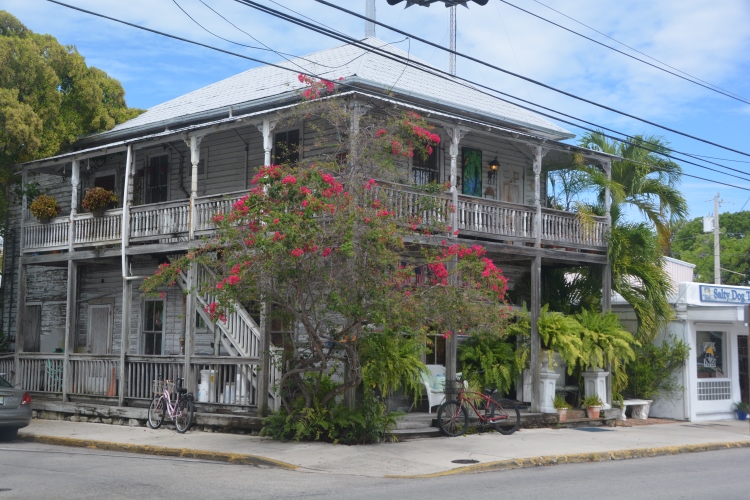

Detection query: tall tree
(574, 132), (687, 341)
(672, 211), (750, 285)
(0, 11), (142, 229)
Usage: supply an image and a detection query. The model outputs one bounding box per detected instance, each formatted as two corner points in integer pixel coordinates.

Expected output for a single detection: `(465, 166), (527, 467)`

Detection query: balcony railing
(21, 184), (608, 253)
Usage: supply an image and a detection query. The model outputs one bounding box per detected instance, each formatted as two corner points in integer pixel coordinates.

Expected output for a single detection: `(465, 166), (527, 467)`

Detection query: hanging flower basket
(29, 194), (62, 222)
(82, 187), (118, 216)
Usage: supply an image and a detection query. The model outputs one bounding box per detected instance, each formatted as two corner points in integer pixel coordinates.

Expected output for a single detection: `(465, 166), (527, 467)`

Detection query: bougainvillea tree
(143, 78), (511, 420)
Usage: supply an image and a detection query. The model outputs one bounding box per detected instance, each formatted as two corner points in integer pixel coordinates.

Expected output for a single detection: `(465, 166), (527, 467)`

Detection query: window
(145, 155), (169, 204)
(143, 300), (164, 355)
(412, 148), (439, 185)
(426, 335), (446, 366)
(696, 331), (726, 378)
(273, 130), (300, 165)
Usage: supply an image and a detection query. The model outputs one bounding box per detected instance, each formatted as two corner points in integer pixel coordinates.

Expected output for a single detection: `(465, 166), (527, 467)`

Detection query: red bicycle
(437, 378), (520, 437)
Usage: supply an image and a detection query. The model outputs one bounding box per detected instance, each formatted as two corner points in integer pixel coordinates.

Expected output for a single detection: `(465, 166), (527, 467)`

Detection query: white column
(186, 134), (203, 240)
(68, 160), (79, 252)
(532, 145), (548, 247)
(257, 119), (278, 167)
(444, 126), (467, 235)
(119, 146), (134, 406)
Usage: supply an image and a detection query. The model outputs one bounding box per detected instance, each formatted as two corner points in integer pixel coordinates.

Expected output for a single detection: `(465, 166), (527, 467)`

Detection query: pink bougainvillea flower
(375, 128), (387, 138)
(281, 175), (297, 185)
(291, 248), (304, 257)
(322, 247), (332, 257)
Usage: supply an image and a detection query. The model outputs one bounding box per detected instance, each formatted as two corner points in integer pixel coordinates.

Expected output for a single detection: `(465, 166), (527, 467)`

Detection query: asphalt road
(0, 442), (748, 499)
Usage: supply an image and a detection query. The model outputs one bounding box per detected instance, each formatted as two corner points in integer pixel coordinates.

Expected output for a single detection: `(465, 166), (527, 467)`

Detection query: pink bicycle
(147, 378), (194, 433)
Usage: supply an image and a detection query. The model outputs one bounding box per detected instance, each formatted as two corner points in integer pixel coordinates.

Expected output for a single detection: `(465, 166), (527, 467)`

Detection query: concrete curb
(17, 434), (299, 471)
(387, 441), (750, 478)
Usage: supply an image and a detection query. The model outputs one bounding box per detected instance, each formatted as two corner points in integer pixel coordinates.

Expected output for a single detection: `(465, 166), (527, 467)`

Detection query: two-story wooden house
(0, 38), (614, 419)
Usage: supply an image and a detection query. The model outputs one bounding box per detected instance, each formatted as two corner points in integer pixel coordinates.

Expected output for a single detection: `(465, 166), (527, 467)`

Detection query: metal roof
(92, 38), (572, 142)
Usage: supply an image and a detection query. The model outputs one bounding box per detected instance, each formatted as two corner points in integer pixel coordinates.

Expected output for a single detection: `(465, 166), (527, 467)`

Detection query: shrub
(582, 394), (603, 408)
(553, 394), (571, 410)
(29, 194), (61, 219)
(359, 329), (426, 403)
(624, 335), (689, 400)
(82, 187), (117, 211)
(458, 331), (518, 395)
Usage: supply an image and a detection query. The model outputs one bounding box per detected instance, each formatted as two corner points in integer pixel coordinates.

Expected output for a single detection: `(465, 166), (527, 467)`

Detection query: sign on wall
(699, 284), (750, 304)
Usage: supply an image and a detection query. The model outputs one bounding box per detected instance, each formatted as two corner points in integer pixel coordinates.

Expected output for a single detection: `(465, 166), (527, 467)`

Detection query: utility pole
(714, 193), (721, 285)
(365, 0), (376, 38)
(449, 5), (456, 75)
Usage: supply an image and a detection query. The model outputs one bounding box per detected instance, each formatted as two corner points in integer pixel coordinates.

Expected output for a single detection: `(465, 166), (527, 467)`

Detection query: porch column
(443, 125), (467, 392)
(68, 160), (79, 252)
(62, 260), (78, 401)
(119, 146), (134, 406)
(187, 134), (204, 240)
(258, 119), (278, 167)
(183, 266), (198, 394)
(257, 302), (270, 416)
(601, 159), (612, 313)
(601, 159), (613, 409)
(347, 100), (370, 168)
(529, 145), (547, 413)
(14, 168), (27, 386)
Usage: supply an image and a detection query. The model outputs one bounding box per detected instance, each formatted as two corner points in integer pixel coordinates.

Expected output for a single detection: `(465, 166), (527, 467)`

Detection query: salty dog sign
(699, 284), (750, 304)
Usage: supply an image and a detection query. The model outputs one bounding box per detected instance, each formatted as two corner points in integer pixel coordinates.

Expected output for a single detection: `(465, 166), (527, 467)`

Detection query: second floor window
(412, 148), (439, 185)
(274, 130), (300, 165)
(145, 155), (169, 204)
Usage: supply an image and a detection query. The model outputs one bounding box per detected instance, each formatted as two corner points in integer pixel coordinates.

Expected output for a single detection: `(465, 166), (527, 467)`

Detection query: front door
(500, 165), (524, 204)
(22, 305), (41, 352)
(740, 335), (748, 405)
(88, 304), (112, 355)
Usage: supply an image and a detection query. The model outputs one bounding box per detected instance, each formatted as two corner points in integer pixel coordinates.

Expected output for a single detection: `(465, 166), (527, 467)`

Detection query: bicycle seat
(483, 388), (496, 396)
(177, 388), (187, 394)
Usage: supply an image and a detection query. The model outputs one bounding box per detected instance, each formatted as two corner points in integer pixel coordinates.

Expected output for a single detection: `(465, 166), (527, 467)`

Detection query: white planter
(539, 367), (560, 414)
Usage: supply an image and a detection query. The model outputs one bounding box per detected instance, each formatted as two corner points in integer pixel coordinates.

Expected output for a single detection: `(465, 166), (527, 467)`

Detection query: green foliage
(624, 335), (690, 400)
(733, 401), (749, 413)
(582, 394), (603, 408)
(575, 309), (638, 396)
(260, 377), (396, 445)
(458, 330), (518, 395)
(0, 11), (142, 231)
(359, 330), (427, 402)
(81, 186), (118, 211)
(553, 394), (571, 410)
(29, 193), (60, 219)
(537, 305), (584, 373)
(672, 211), (750, 286)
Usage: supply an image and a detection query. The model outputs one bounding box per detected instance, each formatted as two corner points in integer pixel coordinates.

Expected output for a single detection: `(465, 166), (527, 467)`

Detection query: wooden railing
(24, 216), (69, 251)
(20, 184), (608, 253)
(16, 353), (65, 393)
(195, 191), (247, 233)
(0, 354), (14, 379)
(125, 355), (184, 400)
(456, 196), (536, 240)
(74, 209), (123, 246)
(190, 356), (260, 406)
(130, 199), (190, 241)
(68, 354), (119, 396)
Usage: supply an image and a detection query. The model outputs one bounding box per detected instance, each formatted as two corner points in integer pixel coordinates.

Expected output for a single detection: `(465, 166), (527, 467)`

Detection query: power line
(689, 154), (750, 164)
(310, 0), (750, 157)
(496, 0), (749, 104)
(43, 1), (750, 193)
(529, 0), (747, 102)
(231, 0), (750, 184)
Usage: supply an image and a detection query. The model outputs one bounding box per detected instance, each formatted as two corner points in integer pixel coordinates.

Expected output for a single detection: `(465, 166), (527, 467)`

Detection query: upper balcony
(21, 182), (608, 256)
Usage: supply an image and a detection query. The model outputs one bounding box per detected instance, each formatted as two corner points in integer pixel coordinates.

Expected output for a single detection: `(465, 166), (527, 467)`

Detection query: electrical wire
(43, 1), (750, 192)
(231, 1), (750, 183)
(529, 0), (747, 102)
(496, 0), (750, 105)
(309, 0), (750, 157)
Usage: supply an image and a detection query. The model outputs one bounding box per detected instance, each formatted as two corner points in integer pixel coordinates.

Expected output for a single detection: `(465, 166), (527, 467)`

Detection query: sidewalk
(17, 418), (750, 477)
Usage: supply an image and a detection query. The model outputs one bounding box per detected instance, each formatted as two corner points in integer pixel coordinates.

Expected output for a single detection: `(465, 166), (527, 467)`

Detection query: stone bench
(616, 399), (653, 420)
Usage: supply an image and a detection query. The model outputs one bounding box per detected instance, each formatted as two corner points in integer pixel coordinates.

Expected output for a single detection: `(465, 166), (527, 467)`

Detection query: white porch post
(258, 119), (278, 167)
(257, 302), (270, 415)
(187, 134), (204, 240)
(119, 146), (134, 406)
(443, 126), (467, 393)
(529, 145), (547, 413)
(68, 160), (79, 252)
(63, 159), (80, 400)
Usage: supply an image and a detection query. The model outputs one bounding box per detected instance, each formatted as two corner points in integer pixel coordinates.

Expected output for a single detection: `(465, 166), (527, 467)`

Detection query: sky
(3, 0), (750, 221)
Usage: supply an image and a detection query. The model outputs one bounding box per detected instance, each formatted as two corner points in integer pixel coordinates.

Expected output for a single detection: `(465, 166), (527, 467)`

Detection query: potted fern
(582, 394), (603, 419)
(82, 187), (118, 216)
(29, 194), (62, 223)
(553, 394), (571, 422)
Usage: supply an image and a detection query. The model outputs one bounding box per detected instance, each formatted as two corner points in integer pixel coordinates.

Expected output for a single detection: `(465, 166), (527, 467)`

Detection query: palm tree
(577, 132), (687, 342)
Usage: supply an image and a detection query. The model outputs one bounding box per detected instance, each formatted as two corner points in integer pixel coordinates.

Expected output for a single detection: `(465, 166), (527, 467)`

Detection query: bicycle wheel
(174, 396), (194, 433)
(147, 396), (165, 429)
(488, 398), (520, 435)
(437, 400), (469, 437)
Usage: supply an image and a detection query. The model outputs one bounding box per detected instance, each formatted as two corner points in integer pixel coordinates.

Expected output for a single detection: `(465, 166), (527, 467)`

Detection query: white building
(614, 257), (749, 421)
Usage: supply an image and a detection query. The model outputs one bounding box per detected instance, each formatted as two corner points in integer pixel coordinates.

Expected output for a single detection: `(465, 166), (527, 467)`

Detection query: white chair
(421, 364), (447, 413)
